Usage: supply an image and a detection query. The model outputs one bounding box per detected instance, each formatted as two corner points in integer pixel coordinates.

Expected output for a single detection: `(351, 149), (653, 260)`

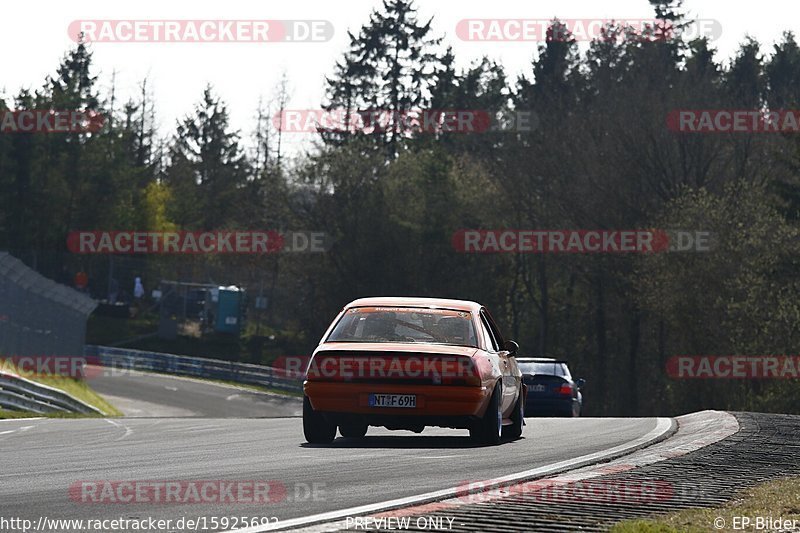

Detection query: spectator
(134, 277), (145, 300)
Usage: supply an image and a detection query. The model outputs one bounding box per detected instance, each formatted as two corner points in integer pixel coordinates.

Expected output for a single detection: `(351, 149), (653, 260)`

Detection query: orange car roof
(345, 297), (482, 313)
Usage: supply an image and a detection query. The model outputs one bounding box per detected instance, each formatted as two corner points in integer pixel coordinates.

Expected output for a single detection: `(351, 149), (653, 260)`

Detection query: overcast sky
(4, 0), (799, 153)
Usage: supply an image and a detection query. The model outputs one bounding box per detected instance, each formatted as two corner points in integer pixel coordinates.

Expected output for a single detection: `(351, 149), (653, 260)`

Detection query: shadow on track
(300, 434), (526, 449)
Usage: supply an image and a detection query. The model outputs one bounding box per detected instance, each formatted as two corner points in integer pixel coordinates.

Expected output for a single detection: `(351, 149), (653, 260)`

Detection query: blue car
(518, 358), (585, 417)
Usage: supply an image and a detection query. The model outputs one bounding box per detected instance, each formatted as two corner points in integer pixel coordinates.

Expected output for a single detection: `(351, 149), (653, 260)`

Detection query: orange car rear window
(327, 307), (477, 346)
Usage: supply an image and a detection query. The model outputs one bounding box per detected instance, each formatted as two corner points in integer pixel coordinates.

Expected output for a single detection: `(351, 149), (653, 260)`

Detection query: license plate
(369, 394), (416, 408)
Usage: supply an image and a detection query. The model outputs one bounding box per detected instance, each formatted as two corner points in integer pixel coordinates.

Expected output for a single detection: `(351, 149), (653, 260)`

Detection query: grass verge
(611, 476), (800, 532)
(0, 409), (41, 419)
(32, 374), (122, 416)
(0, 360), (122, 417)
(0, 409), (109, 419)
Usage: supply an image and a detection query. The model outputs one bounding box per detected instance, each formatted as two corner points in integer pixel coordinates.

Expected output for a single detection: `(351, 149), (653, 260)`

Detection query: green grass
(0, 409), (41, 419)
(88, 313), (253, 361)
(86, 312), (159, 346)
(0, 409), (109, 420)
(611, 476), (800, 532)
(32, 374), (122, 416)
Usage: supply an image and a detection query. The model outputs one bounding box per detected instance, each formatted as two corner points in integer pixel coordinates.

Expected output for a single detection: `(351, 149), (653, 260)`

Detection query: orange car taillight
(440, 358), (482, 386)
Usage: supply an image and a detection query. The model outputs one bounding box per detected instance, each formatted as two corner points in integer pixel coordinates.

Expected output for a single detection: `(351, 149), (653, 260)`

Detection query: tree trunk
(627, 311), (641, 415)
(594, 273), (608, 414)
(537, 254), (548, 355)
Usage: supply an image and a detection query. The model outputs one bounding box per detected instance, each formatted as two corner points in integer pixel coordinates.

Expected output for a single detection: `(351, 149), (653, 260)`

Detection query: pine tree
(323, 0), (442, 158)
(166, 86), (250, 229)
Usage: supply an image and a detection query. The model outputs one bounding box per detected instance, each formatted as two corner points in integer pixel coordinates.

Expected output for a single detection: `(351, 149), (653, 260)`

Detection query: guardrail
(85, 345), (304, 393)
(0, 372), (105, 415)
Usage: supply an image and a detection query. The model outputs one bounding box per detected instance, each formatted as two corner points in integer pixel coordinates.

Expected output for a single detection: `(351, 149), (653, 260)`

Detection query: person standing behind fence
(134, 277), (144, 299)
(133, 277), (145, 313)
(74, 271), (88, 293)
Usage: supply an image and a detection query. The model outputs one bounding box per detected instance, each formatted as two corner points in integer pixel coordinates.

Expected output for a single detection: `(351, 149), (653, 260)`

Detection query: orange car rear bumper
(304, 381), (492, 417)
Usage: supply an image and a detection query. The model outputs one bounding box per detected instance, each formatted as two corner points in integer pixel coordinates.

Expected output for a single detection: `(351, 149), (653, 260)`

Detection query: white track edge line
(225, 417), (676, 533)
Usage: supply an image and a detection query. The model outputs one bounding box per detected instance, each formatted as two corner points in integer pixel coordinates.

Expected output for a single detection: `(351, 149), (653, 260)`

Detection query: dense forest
(2, 0), (800, 416)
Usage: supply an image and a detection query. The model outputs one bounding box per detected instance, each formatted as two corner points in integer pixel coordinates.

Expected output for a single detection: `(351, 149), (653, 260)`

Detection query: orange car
(303, 297), (525, 445)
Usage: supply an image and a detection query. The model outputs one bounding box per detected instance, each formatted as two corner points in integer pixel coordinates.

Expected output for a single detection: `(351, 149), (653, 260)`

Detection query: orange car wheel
(470, 382), (502, 445)
(303, 396), (336, 444)
(503, 388), (524, 440)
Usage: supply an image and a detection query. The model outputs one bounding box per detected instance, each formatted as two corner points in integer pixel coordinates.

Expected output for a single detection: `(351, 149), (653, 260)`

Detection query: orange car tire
(470, 382), (503, 445)
(503, 388), (524, 440)
(303, 396), (336, 444)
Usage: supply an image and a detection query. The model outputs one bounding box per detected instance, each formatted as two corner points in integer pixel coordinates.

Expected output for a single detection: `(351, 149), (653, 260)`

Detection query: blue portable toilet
(215, 286), (243, 334)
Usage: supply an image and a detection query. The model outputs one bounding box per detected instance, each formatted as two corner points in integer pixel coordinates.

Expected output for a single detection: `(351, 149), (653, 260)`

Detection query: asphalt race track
(86, 365), (302, 417)
(0, 416), (662, 531)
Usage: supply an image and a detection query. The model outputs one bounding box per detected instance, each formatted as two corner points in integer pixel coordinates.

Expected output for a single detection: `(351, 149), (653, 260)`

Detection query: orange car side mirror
(503, 340), (519, 355)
